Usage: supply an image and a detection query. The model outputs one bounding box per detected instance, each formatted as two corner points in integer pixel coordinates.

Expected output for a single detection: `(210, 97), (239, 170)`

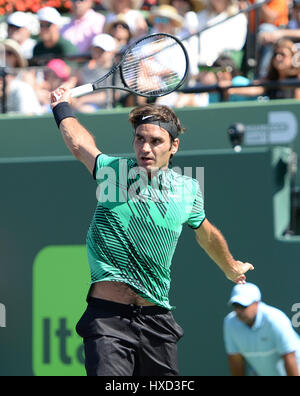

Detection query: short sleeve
(93, 154), (121, 182)
(223, 315), (240, 355)
(187, 180), (206, 229)
(272, 312), (300, 356)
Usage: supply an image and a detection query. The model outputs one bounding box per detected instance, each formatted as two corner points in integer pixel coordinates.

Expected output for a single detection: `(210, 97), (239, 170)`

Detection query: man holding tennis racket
(50, 87), (254, 376)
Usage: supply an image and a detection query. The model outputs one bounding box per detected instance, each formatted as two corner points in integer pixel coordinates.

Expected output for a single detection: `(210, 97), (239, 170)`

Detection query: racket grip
(71, 84), (94, 98)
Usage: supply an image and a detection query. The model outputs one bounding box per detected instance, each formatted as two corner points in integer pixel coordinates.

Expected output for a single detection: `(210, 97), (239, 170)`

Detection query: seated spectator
(72, 33), (117, 112)
(209, 54), (253, 102)
(225, 39), (300, 100)
(157, 1), (205, 86)
(149, 5), (200, 107)
(6, 11), (36, 60)
(0, 39), (44, 115)
(288, 0), (300, 32)
(37, 59), (76, 112)
(158, 54), (252, 108)
(197, 0), (248, 67)
(148, 5), (199, 78)
(60, 0), (106, 54)
(158, 0), (204, 36)
(149, 4), (184, 34)
(102, 0), (148, 40)
(33, 7), (78, 64)
(248, 0), (289, 29)
(142, 0), (159, 10)
(250, 0), (290, 77)
(104, 15), (133, 52)
(2, 39), (27, 68)
(258, 0), (300, 49)
(264, 38), (300, 99)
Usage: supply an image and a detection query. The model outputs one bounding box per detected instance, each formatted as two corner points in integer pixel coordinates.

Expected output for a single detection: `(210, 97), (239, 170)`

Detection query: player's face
(134, 124), (179, 174)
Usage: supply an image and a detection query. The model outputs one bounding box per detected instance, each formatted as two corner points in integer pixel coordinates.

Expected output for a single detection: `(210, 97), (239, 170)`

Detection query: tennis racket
(70, 33), (189, 99)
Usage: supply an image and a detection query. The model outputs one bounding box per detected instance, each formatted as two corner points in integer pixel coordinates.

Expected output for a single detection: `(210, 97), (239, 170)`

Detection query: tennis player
(50, 87), (254, 376)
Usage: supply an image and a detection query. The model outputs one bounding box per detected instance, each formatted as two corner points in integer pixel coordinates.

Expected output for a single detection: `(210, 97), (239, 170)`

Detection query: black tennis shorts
(76, 297), (184, 376)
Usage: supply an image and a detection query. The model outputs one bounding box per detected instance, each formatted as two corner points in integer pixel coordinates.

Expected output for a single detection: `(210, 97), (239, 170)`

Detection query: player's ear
(171, 138), (179, 156)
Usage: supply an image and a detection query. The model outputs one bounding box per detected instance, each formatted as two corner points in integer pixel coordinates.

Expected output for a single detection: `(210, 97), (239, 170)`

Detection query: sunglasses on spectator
(112, 22), (130, 30)
(232, 303), (248, 310)
(40, 22), (52, 29)
(5, 50), (15, 56)
(199, 66), (233, 73)
(154, 17), (170, 25)
(72, 0), (87, 2)
(274, 51), (290, 58)
(7, 24), (21, 30)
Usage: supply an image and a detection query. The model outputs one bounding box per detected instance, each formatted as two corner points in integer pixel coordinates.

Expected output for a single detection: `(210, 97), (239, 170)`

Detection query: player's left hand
(225, 261), (254, 284)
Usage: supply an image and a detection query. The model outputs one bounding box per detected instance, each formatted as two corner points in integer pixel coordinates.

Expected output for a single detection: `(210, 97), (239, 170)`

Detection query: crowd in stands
(1, 0), (300, 114)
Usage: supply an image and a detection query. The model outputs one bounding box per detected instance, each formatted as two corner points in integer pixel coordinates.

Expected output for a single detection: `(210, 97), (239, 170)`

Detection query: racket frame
(71, 33), (189, 99)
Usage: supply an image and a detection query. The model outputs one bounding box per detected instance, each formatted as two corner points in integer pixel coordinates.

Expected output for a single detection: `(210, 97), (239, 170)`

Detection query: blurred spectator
(142, 0), (159, 10)
(46, 59), (72, 87)
(197, 0), (248, 66)
(210, 54), (253, 102)
(148, 6), (201, 107)
(0, 39), (44, 115)
(288, 0), (300, 32)
(250, 0), (290, 77)
(164, 54), (252, 107)
(225, 39), (300, 99)
(37, 58), (76, 112)
(157, 1), (205, 89)
(158, 0), (205, 36)
(73, 33), (117, 112)
(264, 38), (300, 99)
(2, 39), (27, 68)
(33, 7), (78, 64)
(104, 15), (133, 51)
(248, 0), (289, 30)
(224, 283), (300, 376)
(149, 4), (184, 34)
(258, 1), (300, 48)
(61, 0), (106, 54)
(102, 0), (148, 39)
(6, 12), (36, 60)
(148, 5), (199, 78)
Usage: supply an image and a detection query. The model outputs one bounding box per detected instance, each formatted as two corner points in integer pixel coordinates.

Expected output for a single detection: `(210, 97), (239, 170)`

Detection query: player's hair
(129, 104), (185, 140)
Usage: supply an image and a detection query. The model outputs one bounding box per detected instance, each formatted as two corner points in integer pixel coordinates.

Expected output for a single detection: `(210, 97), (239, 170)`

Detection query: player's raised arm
(195, 219), (254, 284)
(50, 86), (101, 175)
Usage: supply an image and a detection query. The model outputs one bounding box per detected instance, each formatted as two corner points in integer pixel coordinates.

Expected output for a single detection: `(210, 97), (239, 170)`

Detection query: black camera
(227, 123), (245, 152)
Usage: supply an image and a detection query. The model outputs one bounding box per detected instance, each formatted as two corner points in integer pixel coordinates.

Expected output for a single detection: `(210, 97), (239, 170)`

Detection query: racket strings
(121, 35), (187, 96)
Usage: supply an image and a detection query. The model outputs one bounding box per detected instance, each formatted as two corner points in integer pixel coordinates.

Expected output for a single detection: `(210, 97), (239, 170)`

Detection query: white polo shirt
(224, 302), (300, 376)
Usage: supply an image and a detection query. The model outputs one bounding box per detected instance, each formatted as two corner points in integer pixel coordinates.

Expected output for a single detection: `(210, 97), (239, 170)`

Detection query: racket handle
(71, 84), (94, 98)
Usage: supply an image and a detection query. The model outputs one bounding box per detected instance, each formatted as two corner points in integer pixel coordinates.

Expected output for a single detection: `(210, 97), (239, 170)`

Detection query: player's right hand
(50, 87), (72, 110)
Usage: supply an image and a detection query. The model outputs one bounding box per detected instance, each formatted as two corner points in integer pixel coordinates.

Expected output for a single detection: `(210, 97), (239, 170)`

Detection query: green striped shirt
(86, 154), (205, 310)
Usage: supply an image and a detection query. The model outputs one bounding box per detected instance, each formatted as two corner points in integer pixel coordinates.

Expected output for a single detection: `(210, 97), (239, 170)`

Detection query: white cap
(228, 283), (261, 307)
(7, 12), (30, 29)
(91, 34), (117, 52)
(37, 7), (62, 26)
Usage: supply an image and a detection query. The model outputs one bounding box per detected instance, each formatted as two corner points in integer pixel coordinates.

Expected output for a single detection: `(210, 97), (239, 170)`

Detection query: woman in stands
(226, 39), (300, 100)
